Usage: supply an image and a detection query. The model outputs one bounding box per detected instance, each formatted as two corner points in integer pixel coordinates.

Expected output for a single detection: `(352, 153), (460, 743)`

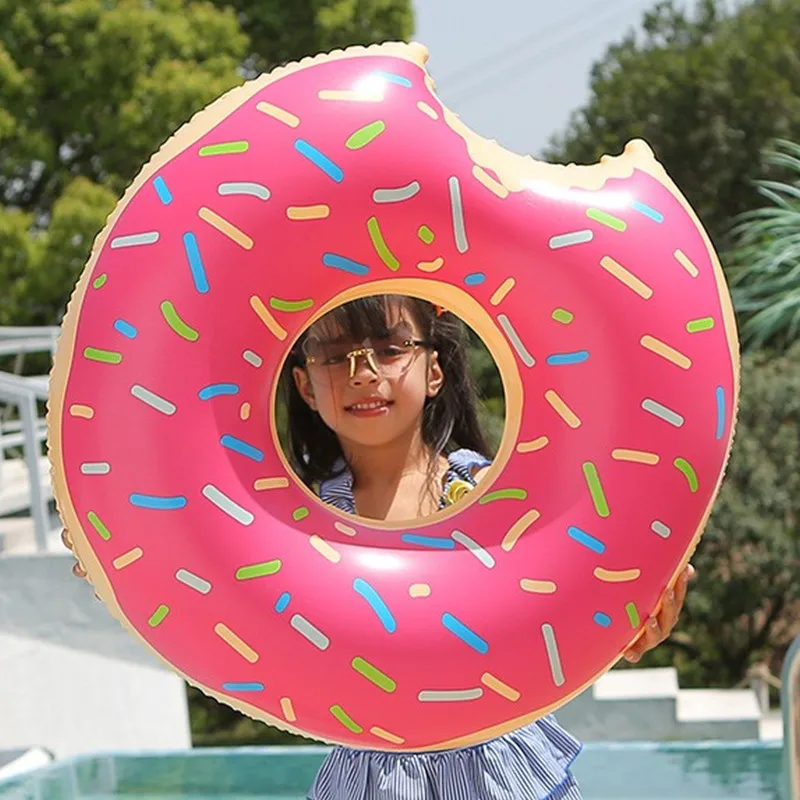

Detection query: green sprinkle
(586, 208), (627, 232)
(330, 704), (363, 734)
(686, 317), (715, 333)
(552, 308), (574, 325)
(351, 657), (397, 693)
(292, 507), (310, 521)
(582, 461), (610, 518)
(235, 560), (283, 580)
(367, 216), (400, 271)
(625, 602), (641, 628)
(673, 457), (699, 492)
(160, 300), (199, 342)
(148, 604), (170, 628)
(269, 297), (314, 313)
(83, 347), (123, 365)
(345, 120), (386, 150)
(87, 511), (111, 541)
(93, 274), (108, 289)
(418, 225), (435, 244)
(479, 488), (527, 504)
(199, 141), (249, 157)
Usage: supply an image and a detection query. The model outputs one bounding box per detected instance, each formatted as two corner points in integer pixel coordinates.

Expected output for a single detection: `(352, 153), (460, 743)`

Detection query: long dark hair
(279, 294), (491, 489)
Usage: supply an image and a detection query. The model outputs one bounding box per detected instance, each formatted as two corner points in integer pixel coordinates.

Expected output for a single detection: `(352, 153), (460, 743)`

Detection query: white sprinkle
(641, 398), (685, 428)
(218, 182), (271, 201)
(542, 623), (565, 687)
(418, 688), (483, 702)
(498, 314), (535, 367)
(243, 349), (263, 368)
(290, 614), (330, 650)
(131, 384), (177, 415)
(651, 520), (671, 539)
(449, 176), (468, 253)
(451, 530), (495, 568)
(201, 484), (254, 526)
(549, 230), (594, 249)
(175, 569), (212, 594)
(372, 181), (421, 203)
(80, 462), (111, 475)
(110, 232), (160, 248)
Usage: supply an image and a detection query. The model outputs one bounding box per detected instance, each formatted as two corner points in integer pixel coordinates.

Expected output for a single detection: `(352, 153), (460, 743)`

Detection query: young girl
(282, 293), (694, 800)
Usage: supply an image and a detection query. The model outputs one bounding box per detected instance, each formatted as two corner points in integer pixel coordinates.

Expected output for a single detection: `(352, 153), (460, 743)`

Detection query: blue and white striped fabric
(310, 449), (584, 800)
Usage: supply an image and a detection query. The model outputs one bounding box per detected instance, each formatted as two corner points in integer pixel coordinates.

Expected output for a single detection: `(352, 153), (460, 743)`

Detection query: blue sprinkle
(353, 578), (397, 633)
(322, 253), (370, 276)
(372, 71), (413, 88)
(593, 612), (612, 628)
(631, 200), (664, 224)
(294, 139), (344, 182)
(401, 534), (456, 550)
(153, 176), (173, 206)
(464, 272), (486, 286)
(546, 350), (590, 366)
(220, 434), (264, 463)
(567, 525), (606, 554)
(222, 682), (264, 692)
(198, 383), (239, 400)
(113, 319), (138, 339)
(715, 386), (725, 441)
(442, 612), (489, 654)
(129, 494), (187, 510)
(183, 232), (209, 294)
(275, 592), (291, 613)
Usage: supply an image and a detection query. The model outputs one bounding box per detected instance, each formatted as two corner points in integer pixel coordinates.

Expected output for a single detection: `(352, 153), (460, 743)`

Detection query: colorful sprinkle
(502, 509), (541, 551)
(587, 208), (627, 231)
(250, 295), (288, 340)
(322, 253), (370, 276)
(346, 120), (386, 149)
(417, 224), (435, 243)
(442, 612), (488, 654)
(93, 274), (108, 289)
(481, 673), (521, 701)
(236, 560), (282, 580)
(253, 477), (290, 491)
(83, 347), (122, 365)
(567, 525), (606, 554)
(545, 389), (581, 428)
(472, 165), (508, 198)
(80, 462), (110, 475)
(160, 300), (199, 342)
(110, 232), (159, 249)
(552, 308), (574, 324)
(291, 614), (330, 650)
(417, 257), (444, 272)
(222, 682), (264, 692)
(687, 317), (715, 333)
(148, 605), (170, 627)
(198, 206), (253, 250)
(214, 622), (259, 663)
(546, 350), (589, 366)
(593, 567), (641, 583)
(292, 507), (309, 521)
(370, 727), (405, 745)
(335, 521), (357, 537)
(651, 520), (671, 539)
(640, 335), (691, 369)
(274, 592), (291, 613)
(516, 437), (549, 454)
(352, 657), (397, 693)
(611, 449), (660, 465)
(641, 398), (684, 428)
(239, 402), (251, 421)
(280, 697), (296, 721)
(464, 272), (486, 286)
(549, 230), (594, 249)
(113, 548), (143, 570)
(409, 583), (431, 598)
(479, 488), (527, 504)
(401, 534), (455, 550)
(631, 201), (664, 223)
(451, 530), (495, 568)
(541, 624), (565, 686)
(715, 386), (726, 440)
(417, 101), (439, 119)
(129, 494), (187, 510)
(673, 457), (699, 492)
(330, 704), (362, 734)
(218, 182), (270, 201)
(599, 256), (653, 299)
(87, 511), (111, 540)
(354, 578), (397, 633)
(625, 602), (641, 628)
(583, 461), (610, 518)
(520, 579), (557, 594)
(130, 384), (177, 416)
(198, 383), (239, 400)
(498, 313), (535, 366)
(367, 216), (399, 271)
(287, 204), (330, 220)
(175, 569), (212, 594)
(113, 319), (138, 339)
(294, 139), (343, 182)
(242, 350), (263, 367)
(153, 176), (173, 205)
(183, 232), (209, 294)
(372, 70), (413, 87)
(490, 278), (515, 306)
(448, 176), (468, 253)
(255, 101), (299, 128)
(310, 535), (341, 564)
(202, 484), (254, 526)
(419, 688), (483, 702)
(199, 141), (249, 157)
(220, 434), (264, 462)
(373, 181), (421, 204)
(674, 248), (699, 277)
(593, 612), (612, 628)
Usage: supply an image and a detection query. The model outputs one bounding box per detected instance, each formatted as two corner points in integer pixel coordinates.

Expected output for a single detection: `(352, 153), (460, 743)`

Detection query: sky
(412, 0), (663, 158)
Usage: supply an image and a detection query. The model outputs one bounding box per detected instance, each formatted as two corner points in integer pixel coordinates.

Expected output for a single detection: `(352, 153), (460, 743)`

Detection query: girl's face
(292, 303), (444, 449)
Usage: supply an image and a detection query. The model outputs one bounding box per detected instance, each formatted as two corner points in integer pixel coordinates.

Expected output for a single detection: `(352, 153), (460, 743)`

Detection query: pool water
(0, 742), (786, 800)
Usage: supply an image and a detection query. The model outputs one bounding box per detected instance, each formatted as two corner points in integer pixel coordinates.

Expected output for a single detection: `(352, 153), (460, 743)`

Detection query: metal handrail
(783, 634), (800, 800)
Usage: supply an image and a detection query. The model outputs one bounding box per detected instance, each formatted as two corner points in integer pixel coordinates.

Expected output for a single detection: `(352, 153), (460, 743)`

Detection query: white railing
(783, 633), (800, 800)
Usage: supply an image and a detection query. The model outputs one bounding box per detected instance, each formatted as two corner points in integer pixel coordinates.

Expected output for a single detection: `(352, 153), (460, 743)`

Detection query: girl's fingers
(624, 617), (662, 662)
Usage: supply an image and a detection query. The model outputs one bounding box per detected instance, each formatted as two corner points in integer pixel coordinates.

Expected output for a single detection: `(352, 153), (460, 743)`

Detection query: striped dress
(309, 449), (583, 800)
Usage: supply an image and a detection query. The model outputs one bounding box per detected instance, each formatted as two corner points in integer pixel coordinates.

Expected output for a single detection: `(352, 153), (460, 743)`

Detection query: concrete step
(0, 456), (52, 517)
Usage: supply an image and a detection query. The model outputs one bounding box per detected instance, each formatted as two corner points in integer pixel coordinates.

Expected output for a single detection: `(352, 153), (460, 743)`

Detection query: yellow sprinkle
(611, 449), (660, 465)
(544, 389), (581, 429)
(599, 256), (653, 299)
(472, 165), (509, 198)
(417, 256), (444, 272)
(256, 101), (300, 128)
(253, 477), (290, 491)
(593, 567), (642, 583)
(113, 547), (143, 570)
(287, 204), (331, 220)
(334, 521), (357, 537)
(280, 696), (297, 722)
(318, 89), (381, 102)
(198, 207), (253, 250)
(674, 248), (699, 278)
(370, 726), (405, 745)
(214, 623), (259, 663)
(239, 402), (251, 421)
(310, 534), (341, 563)
(516, 436), (549, 453)
(69, 404), (95, 419)
(417, 101), (439, 119)
(640, 335), (692, 369)
(490, 278), (515, 306)
(520, 578), (557, 594)
(502, 509), (541, 552)
(481, 672), (521, 701)
(250, 295), (288, 340)
(409, 583), (431, 598)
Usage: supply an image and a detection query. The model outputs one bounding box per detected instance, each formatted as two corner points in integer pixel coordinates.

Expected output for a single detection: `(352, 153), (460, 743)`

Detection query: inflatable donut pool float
(49, 41), (739, 750)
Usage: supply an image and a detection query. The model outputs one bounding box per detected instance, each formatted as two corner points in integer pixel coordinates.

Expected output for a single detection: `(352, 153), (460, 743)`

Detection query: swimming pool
(0, 741), (786, 799)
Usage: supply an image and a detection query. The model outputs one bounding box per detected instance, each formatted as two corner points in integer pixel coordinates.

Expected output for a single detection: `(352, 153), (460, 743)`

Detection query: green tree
(545, 0), (800, 250)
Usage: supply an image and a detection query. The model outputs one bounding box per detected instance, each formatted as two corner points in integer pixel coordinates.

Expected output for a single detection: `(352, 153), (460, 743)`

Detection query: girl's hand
(623, 564), (696, 663)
